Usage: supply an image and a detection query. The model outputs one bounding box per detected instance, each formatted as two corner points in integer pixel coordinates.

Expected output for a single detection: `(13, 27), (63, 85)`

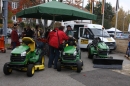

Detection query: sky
(83, 0), (130, 12)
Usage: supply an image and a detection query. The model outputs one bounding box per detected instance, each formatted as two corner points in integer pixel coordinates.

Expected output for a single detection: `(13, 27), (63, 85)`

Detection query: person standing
(34, 25), (41, 39)
(24, 26), (34, 38)
(45, 29), (50, 39)
(22, 28), (27, 38)
(11, 26), (19, 49)
(65, 25), (73, 36)
(125, 34), (130, 58)
(48, 26), (69, 69)
(83, 31), (89, 38)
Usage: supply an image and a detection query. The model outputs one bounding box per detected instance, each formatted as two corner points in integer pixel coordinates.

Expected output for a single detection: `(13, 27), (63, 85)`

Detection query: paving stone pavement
(70, 69), (130, 86)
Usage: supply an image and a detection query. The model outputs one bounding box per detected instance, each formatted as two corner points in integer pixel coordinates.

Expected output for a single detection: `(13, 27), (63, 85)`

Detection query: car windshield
(90, 28), (110, 37)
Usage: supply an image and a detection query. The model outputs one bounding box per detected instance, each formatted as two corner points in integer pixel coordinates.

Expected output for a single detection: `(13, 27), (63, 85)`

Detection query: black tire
(79, 51), (81, 59)
(87, 45), (90, 51)
(38, 53), (45, 64)
(92, 55), (96, 63)
(57, 62), (61, 71)
(82, 61), (83, 66)
(3, 63), (12, 75)
(27, 64), (35, 77)
(77, 61), (82, 73)
(88, 49), (93, 59)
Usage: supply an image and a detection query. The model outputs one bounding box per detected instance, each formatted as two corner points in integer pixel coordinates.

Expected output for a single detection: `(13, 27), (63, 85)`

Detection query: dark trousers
(48, 46), (60, 68)
(12, 42), (16, 49)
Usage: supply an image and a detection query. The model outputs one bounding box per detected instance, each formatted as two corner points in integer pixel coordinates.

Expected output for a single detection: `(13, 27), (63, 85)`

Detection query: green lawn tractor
(57, 37), (83, 73)
(3, 37), (45, 77)
(87, 37), (123, 69)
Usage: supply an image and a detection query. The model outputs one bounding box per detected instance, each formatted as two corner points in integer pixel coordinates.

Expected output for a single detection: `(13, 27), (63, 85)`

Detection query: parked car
(123, 34), (129, 39)
(116, 33), (124, 39)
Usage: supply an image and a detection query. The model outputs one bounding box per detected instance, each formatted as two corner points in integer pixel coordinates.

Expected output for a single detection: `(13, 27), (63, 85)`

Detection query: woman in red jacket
(48, 26), (69, 69)
(11, 26), (19, 49)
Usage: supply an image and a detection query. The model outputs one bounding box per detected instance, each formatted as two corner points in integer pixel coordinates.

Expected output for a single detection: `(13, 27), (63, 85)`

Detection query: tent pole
(53, 15), (55, 29)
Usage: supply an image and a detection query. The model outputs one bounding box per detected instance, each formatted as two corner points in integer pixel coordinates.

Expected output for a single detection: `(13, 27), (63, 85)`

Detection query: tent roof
(106, 28), (122, 32)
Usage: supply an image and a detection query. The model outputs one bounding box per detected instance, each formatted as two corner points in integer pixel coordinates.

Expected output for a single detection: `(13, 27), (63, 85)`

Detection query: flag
(116, 0), (119, 11)
(101, 0), (105, 14)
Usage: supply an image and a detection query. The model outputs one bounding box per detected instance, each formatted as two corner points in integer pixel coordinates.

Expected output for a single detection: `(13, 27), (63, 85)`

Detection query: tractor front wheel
(27, 64), (35, 77)
(57, 62), (61, 71)
(77, 61), (82, 73)
(92, 55), (97, 63)
(88, 49), (93, 59)
(3, 63), (12, 75)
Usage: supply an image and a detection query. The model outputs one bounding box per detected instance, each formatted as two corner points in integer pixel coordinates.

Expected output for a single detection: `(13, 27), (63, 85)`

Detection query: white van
(64, 23), (116, 51)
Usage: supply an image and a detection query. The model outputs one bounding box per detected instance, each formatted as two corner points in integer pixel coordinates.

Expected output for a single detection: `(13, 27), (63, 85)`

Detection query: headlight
(21, 51), (26, 56)
(73, 51), (77, 56)
(63, 52), (65, 55)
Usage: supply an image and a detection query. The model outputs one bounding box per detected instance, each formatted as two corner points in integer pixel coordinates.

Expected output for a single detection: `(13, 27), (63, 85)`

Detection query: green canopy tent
(16, 1), (97, 21)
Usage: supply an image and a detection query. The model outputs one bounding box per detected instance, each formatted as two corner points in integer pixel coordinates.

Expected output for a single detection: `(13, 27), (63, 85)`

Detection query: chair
(22, 37), (35, 52)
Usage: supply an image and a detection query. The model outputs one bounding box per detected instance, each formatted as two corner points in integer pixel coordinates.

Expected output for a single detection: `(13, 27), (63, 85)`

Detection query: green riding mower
(87, 37), (123, 69)
(57, 37), (83, 73)
(3, 37), (45, 77)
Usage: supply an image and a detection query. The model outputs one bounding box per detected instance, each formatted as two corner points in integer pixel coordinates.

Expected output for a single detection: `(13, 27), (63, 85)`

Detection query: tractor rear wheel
(3, 62), (12, 75)
(57, 62), (61, 71)
(27, 64), (35, 77)
(38, 53), (45, 64)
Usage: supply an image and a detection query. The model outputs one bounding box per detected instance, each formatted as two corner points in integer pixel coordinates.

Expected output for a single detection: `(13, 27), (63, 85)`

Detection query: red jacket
(11, 30), (19, 43)
(49, 30), (69, 48)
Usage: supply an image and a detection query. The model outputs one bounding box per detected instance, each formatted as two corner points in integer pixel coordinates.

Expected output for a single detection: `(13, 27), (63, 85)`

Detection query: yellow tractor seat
(22, 37), (35, 52)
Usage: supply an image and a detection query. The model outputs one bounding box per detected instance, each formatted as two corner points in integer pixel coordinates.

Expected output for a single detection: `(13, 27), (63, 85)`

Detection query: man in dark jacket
(48, 26), (69, 69)
(24, 26), (34, 38)
(45, 29), (50, 39)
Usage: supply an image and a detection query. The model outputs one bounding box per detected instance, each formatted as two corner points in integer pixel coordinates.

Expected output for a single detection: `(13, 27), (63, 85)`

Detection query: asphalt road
(0, 38), (130, 86)
(0, 48), (130, 86)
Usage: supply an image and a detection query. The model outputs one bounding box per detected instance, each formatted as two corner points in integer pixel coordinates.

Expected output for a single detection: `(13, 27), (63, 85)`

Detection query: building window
(13, 16), (15, 20)
(15, 2), (18, 9)
(12, 2), (18, 9)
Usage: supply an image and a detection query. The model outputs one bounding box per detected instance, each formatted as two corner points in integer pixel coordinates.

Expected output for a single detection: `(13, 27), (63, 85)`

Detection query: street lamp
(123, 16), (126, 33)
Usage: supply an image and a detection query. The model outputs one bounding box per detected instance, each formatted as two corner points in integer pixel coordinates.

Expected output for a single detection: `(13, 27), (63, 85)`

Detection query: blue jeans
(48, 46), (60, 68)
(12, 42), (16, 49)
